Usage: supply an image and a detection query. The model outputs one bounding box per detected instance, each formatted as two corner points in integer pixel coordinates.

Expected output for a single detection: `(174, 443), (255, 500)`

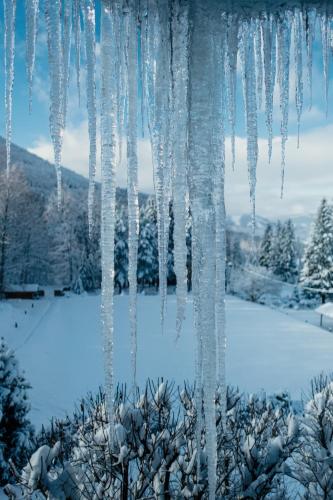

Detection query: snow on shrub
(8, 382), (301, 499)
(0, 338), (33, 485)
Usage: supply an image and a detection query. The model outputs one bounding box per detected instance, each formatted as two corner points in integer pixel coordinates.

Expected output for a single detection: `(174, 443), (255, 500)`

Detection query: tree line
(0, 168), (250, 294)
(257, 198), (333, 303)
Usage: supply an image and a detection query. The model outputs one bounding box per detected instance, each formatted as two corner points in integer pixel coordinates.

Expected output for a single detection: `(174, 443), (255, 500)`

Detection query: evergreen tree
(259, 223), (274, 269)
(271, 220), (283, 273)
(278, 219), (297, 283)
(137, 198), (158, 288)
(274, 220), (298, 282)
(76, 208), (101, 292)
(114, 206), (128, 292)
(46, 190), (82, 287)
(0, 338), (33, 484)
(300, 198), (333, 302)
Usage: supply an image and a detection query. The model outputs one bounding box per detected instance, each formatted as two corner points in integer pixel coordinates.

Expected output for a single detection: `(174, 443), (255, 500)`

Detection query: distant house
(2, 284), (44, 300)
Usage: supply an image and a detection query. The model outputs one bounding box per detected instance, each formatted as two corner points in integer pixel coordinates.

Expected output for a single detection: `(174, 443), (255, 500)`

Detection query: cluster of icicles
(3, 0), (333, 497)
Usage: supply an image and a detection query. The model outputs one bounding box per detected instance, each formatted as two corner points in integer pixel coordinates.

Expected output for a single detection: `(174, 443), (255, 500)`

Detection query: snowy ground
(1, 293), (333, 428)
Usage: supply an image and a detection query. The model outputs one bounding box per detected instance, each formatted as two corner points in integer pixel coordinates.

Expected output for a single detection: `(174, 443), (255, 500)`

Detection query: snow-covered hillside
(0, 136), (148, 206)
(1, 293), (333, 429)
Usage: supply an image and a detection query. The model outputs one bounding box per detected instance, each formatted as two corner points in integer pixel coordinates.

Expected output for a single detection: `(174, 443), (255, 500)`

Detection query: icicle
(3, 0), (16, 178)
(100, 0), (118, 425)
(255, 18), (263, 111)
(200, 209), (217, 500)
(62, 0), (72, 130)
(125, 2), (139, 392)
(213, 15), (227, 427)
(277, 12), (291, 199)
(294, 9), (303, 148)
(226, 14), (239, 171)
(262, 14), (276, 163)
(45, 0), (64, 208)
(320, 11), (330, 116)
(171, 0), (189, 338)
(138, 15), (146, 138)
(116, 10), (127, 167)
(188, 2), (221, 496)
(304, 8), (316, 110)
(73, 0), (81, 105)
(83, 0), (97, 236)
(241, 20), (258, 222)
(144, 2), (172, 331)
(25, 0), (39, 113)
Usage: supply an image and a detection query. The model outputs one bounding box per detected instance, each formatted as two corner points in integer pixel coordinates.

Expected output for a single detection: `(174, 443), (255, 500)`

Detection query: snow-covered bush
(230, 265), (282, 305)
(214, 390), (299, 498)
(12, 382), (301, 499)
(0, 338), (33, 485)
(292, 377), (333, 498)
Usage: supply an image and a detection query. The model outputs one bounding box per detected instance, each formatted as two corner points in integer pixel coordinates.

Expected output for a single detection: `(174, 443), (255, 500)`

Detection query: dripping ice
(4, 3), (333, 499)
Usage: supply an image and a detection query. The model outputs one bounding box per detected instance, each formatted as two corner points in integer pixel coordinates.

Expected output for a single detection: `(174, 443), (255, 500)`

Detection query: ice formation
(3, 0), (16, 177)
(83, 0), (97, 235)
(4, 1), (333, 496)
(25, 0), (39, 112)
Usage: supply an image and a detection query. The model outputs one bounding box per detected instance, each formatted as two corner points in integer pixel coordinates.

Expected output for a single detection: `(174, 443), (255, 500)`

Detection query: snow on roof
(315, 302), (333, 319)
(7, 284), (40, 292)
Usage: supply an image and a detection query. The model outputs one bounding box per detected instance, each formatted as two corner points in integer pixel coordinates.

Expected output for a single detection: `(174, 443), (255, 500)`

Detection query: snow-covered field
(1, 293), (333, 428)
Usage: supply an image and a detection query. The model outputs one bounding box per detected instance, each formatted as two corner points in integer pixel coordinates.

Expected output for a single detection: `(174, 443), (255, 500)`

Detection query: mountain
(0, 137), (313, 244)
(227, 214), (270, 237)
(0, 137), (148, 206)
(227, 212), (314, 242)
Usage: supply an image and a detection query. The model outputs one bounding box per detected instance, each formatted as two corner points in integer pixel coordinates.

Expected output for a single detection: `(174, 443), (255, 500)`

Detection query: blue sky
(1, 3), (333, 219)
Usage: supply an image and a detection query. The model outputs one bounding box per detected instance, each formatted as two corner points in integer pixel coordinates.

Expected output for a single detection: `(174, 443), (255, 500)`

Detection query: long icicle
(262, 13), (276, 163)
(188, 1), (220, 496)
(73, 0), (81, 105)
(294, 9), (303, 147)
(100, 0), (118, 429)
(241, 19), (258, 223)
(125, 1), (139, 392)
(45, 0), (64, 208)
(320, 10), (329, 116)
(83, 0), (97, 236)
(214, 14), (227, 427)
(62, 0), (73, 130)
(3, 0), (17, 178)
(226, 13), (239, 171)
(277, 12), (291, 198)
(25, 0), (39, 113)
(255, 18), (263, 111)
(171, 0), (189, 339)
(144, 1), (171, 332)
(304, 8), (316, 110)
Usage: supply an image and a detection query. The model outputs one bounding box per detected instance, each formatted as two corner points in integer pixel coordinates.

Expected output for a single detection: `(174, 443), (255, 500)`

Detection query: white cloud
(28, 121), (154, 193)
(28, 118), (333, 219)
(226, 124), (333, 218)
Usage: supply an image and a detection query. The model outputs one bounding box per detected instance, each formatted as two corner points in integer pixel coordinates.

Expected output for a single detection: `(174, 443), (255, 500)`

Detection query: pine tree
(0, 338), (33, 484)
(300, 198), (333, 302)
(137, 198), (159, 288)
(275, 220), (298, 282)
(271, 221), (283, 274)
(114, 205), (128, 292)
(259, 223), (274, 269)
(76, 208), (101, 292)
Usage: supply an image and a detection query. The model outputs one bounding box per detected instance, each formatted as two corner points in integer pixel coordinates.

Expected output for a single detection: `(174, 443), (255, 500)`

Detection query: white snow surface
(315, 302), (333, 319)
(1, 294), (333, 428)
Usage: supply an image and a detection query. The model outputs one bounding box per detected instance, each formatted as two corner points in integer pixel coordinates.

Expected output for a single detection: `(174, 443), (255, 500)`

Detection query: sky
(1, 4), (333, 219)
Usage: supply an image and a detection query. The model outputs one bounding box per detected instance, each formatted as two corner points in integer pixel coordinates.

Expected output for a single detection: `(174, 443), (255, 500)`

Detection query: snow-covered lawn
(1, 293), (333, 428)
